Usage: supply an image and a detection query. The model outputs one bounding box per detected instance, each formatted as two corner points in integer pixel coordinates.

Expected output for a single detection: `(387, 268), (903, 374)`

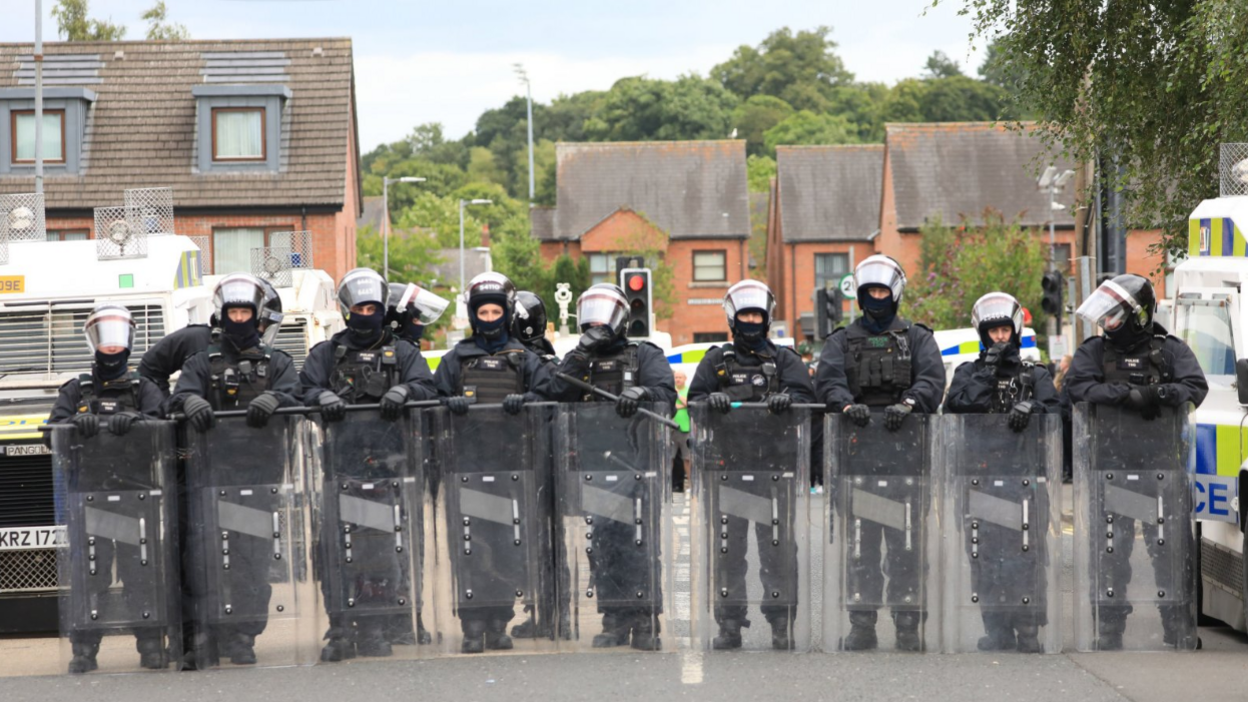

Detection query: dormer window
(211, 107), (265, 162)
(11, 109), (65, 164)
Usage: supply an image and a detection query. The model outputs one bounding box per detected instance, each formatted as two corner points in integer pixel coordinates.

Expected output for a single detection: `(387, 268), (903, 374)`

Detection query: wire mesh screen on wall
(123, 187), (175, 236)
(94, 206), (148, 260)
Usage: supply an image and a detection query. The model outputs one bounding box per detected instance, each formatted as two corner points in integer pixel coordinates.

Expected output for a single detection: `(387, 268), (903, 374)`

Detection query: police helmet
(853, 254), (906, 306)
(465, 272), (517, 325)
(577, 284), (630, 338)
(83, 303), (136, 353)
(1076, 274), (1155, 344)
(388, 283), (450, 327)
(970, 291), (1024, 348)
(337, 268), (389, 318)
(513, 290), (548, 345)
(212, 273), (268, 329)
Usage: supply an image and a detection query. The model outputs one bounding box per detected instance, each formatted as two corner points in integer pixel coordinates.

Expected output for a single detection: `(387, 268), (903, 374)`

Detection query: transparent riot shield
(430, 403), (555, 656)
(52, 421), (180, 676)
(823, 413), (938, 652)
(940, 414), (1061, 654)
(1073, 403), (1197, 651)
(314, 410), (424, 662)
(689, 404), (811, 653)
(186, 413), (317, 669)
(555, 402), (671, 653)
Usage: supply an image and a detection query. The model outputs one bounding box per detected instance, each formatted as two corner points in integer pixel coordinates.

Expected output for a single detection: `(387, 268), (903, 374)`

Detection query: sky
(1, 0), (992, 153)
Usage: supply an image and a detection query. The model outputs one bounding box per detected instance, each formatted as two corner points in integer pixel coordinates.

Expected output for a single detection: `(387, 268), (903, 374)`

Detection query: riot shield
(52, 421), (180, 676)
(431, 403), (555, 656)
(1073, 403), (1197, 651)
(555, 402), (671, 653)
(186, 413), (317, 668)
(823, 413), (938, 652)
(940, 414), (1061, 654)
(689, 404), (811, 653)
(314, 410), (424, 661)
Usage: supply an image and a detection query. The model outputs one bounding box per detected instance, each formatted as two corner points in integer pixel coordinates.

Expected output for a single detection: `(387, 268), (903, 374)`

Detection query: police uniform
(137, 324), (214, 398)
(434, 337), (552, 404)
(299, 329), (436, 406)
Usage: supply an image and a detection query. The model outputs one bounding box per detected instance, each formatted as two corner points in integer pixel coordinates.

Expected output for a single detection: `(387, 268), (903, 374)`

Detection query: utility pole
(515, 64), (535, 205)
(34, 0), (43, 194)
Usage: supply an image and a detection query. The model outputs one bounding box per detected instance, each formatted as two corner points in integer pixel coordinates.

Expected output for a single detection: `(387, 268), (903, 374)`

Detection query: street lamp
(382, 176), (425, 281)
(459, 198), (493, 295)
(1038, 166), (1075, 271)
(514, 63), (535, 205)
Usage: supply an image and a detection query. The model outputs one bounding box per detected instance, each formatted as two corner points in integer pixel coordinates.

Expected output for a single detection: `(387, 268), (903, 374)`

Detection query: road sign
(839, 274), (856, 299)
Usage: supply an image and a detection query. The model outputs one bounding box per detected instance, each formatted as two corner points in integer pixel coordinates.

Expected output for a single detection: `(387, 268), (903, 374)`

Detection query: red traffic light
(627, 273), (646, 292)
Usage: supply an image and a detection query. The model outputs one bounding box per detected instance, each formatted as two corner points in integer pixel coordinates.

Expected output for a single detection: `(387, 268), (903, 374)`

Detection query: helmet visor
(724, 282), (774, 320)
(402, 285), (450, 325)
(1076, 280), (1139, 331)
(339, 270), (387, 310)
(214, 277), (266, 313)
(578, 291), (628, 329)
(84, 313), (135, 353)
(971, 293), (1023, 334)
(854, 258), (906, 299)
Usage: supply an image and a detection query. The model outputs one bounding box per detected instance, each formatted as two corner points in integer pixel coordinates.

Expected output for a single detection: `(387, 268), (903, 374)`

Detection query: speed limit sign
(839, 274), (856, 300)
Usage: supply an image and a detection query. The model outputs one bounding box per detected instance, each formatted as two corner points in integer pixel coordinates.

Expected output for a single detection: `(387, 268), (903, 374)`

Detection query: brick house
(0, 38), (362, 283)
(531, 141), (751, 345)
(767, 144), (884, 343)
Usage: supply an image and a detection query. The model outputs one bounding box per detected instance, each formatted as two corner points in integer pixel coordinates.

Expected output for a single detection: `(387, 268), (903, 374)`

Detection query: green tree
(827, 83), (888, 142)
(585, 75), (738, 142)
(763, 110), (859, 155)
(142, 1), (188, 41)
(949, 0), (1248, 251)
(746, 154), (776, 193)
(923, 51), (963, 79)
(732, 95), (794, 156)
(918, 76), (1007, 122)
(466, 147), (507, 188)
(397, 192), (485, 249)
(355, 223), (443, 288)
(711, 26), (855, 112)
(905, 210), (1049, 334)
(51, 0), (125, 41)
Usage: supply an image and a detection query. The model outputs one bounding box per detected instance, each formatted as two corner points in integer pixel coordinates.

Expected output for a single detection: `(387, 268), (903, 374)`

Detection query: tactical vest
(714, 346), (779, 402)
(207, 344), (273, 410)
(459, 350), (525, 403)
(583, 344), (640, 400)
(1102, 335), (1171, 387)
(76, 371), (141, 415)
(844, 322), (913, 407)
(989, 362), (1036, 414)
(331, 343), (399, 404)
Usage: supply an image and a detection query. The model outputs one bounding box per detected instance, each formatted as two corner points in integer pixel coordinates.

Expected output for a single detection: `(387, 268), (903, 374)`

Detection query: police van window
(1179, 299), (1235, 376)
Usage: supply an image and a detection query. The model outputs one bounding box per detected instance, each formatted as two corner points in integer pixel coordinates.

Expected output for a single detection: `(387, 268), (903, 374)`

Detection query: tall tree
(584, 75), (737, 142)
(142, 1), (189, 41)
(732, 95), (794, 156)
(711, 26), (855, 112)
(763, 110), (859, 156)
(51, 0), (125, 41)
(922, 51), (963, 79)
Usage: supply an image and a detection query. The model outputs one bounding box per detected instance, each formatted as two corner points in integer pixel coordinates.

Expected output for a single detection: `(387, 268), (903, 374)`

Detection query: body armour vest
(584, 344), (640, 400)
(844, 321), (913, 406)
(1101, 335), (1171, 387)
(714, 347), (779, 402)
(332, 344), (399, 403)
(989, 362), (1035, 414)
(76, 371), (141, 415)
(207, 345), (272, 410)
(459, 350), (525, 403)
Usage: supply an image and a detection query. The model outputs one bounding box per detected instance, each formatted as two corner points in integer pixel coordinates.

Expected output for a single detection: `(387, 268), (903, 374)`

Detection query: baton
(170, 400), (444, 421)
(556, 372), (680, 430)
(727, 402), (827, 411)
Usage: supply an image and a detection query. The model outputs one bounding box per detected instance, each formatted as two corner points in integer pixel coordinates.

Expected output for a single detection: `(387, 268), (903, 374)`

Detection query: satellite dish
(107, 219), (132, 245)
(1234, 158), (1248, 185)
(9, 206), (34, 231)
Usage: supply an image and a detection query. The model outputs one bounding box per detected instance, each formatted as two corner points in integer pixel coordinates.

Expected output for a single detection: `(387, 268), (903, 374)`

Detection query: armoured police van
(1176, 191), (1248, 633)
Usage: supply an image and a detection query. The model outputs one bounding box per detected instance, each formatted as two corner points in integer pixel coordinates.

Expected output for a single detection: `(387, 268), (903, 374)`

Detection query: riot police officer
(815, 254), (945, 651)
(48, 304), (167, 673)
(513, 290), (558, 362)
(1068, 274), (1207, 649)
(168, 274), (302, 665)
(944, 292), (1060, 653)
(386, 282), (449, 346)
(552, 283), (677, 650)
(300, 268), (437, 661)
(688, 280), (815, 650)
(434, 273), (553, 653)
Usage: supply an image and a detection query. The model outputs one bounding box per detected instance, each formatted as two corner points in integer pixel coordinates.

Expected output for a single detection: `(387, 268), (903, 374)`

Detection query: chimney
(480, 223), (491, 248)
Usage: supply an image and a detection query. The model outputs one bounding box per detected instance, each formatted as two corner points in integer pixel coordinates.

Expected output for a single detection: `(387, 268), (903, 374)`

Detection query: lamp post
(514, 64), (535, 205)
(34, 0), (43, 194)
(382, 176), (425, 281)
(459, 198), (493, 295)
(1038, 166), (1075, 271)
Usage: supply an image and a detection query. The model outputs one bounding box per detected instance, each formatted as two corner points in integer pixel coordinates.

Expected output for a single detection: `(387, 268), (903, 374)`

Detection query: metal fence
(94, 206), (147, 260)
(1219, 143), (1248, 198)
(123, 187), (175, 236)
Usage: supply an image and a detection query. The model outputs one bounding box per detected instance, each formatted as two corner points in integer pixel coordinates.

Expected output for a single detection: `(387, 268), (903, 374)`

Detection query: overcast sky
(1, 0), (991, 152)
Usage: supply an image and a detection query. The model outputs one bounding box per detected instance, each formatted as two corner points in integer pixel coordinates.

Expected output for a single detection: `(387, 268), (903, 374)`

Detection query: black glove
(380, 385), (409, 422)
(247, 392), (281, 429)
(767, 393), (792, 414)
(72, 412), (99, 439)
(1129, 386), (1163, 421)
(183, 395), (216, 433)
(983, 342), (1009, 372)
(318, 391), (347, 422)
(616, 386), (650, 419)
(884, 402), (913, 431)
(708, 392), (733, 414)
(108, 410), (142, 436)
(503, 394), (526, 415)
(445, 395), (472, 416)
(577, 325), (615, 354)
(1007, 400), (1034, 432)
(844, 403), (871, 428)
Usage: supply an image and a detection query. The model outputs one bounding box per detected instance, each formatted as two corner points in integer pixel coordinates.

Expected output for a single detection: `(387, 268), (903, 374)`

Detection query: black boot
(1159, 605), (1200, 649)
(631, 616), (661, 651)
(977, 612), (1016, 651)
(461, 619), (486, 654)
(712, 619), (743, 650)
(894, 611), (923, 652)
(320, 620), (357, 663)
(1015, 624), (1041, 653)
(221, 632), (256, 665)
(386, 613), (418, 646)
(1095, 608), (1127, 651)
(356, 621), (393, 657)
(416, 613), (433, 645)
(68, 641), (99, 674)
(842, 611), (878, 651)
(592, 614), (631, 648)
(769, 616), (792, 651)
(136, 636), (168, 669)
(486, 619), (514, 650)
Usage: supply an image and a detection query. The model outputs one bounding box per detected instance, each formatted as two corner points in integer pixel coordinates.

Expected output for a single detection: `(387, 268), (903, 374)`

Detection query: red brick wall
(1126, 228), (1168, 297)
(332, 108), (362, 282)
(778, 240), (877, 344)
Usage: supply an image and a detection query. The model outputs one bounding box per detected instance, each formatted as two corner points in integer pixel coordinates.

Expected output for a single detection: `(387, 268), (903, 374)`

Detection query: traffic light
(815, 287), (843, 340)
(1041, 270), (1064, 325)
(620, 267), (652, 337)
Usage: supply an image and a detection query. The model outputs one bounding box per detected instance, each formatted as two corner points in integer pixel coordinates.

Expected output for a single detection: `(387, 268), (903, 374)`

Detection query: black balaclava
(733, 312), (769, 354)
(94, 348), (131, 381)
(221, 304), (261, 351)
(470, 296), (510, 354)
(980, 322), (1021, 366)
(347, 305), (386, 345)
(860, 286), (897, 334)
(1104, 316), (1151, 351)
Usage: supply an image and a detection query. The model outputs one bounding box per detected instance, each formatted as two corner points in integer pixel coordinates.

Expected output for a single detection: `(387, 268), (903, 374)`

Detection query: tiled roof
(358, 196), (386, 231)
(886, 122), (1075, 229)
(0, 38), (358, 212)
(547, 140), (750, 241)
(777, 145), (883, 242)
